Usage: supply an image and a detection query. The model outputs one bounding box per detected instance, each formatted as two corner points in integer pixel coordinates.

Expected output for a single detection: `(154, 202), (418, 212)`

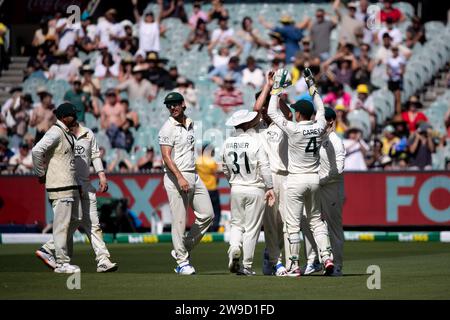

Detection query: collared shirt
(158, 116), (196, 172)
(73, 125), (104, 185)
(319, 131), (346, 184)
(258, 121), (289, 174)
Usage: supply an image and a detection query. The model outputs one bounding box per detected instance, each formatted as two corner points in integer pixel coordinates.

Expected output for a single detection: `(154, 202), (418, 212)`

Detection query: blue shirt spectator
(208, 56), (242, 85)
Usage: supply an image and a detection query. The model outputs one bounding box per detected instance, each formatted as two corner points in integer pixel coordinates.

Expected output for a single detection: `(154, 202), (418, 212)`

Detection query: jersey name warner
(226, 142), (250, 149)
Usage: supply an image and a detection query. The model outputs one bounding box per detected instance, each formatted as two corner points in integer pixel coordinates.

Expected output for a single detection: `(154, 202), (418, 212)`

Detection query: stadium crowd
(0, 0), (449, 175)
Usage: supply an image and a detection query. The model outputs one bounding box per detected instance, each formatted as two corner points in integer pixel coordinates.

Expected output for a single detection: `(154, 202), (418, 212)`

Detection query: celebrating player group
(32, 67), (344, 278)
(159, 67), (345, 277)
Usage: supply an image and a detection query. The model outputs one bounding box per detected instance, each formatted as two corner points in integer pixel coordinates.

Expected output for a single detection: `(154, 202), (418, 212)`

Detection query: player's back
(222, 132), (266, 188)
(288, 120), (325, 174)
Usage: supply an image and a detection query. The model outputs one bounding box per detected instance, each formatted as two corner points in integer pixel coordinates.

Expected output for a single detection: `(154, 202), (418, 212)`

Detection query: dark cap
(22, 94), (33, 104)
(325, 107), (337, 120)
(291, 99), (315, 118)
(53, 102), (77, 119)
(9, 86), (22, 94)
(164, 92), (184, 106)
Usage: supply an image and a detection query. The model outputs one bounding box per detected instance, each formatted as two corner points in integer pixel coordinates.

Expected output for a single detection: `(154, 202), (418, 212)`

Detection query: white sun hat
(225, 110), (259, 127)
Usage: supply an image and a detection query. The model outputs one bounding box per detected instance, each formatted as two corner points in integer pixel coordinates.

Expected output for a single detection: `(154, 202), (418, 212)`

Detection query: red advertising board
(0, 172), (449, 227)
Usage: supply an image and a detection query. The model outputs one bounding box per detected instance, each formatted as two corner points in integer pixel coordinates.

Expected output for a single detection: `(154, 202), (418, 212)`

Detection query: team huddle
(159, 67), (346, 277)
(31, 67), (344, 277)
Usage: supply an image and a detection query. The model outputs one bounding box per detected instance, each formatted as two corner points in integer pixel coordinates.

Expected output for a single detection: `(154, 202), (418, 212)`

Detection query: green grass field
(0, 242), (449, 300)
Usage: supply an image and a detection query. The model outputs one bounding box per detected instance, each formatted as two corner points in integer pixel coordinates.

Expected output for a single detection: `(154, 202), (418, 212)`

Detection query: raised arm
(267, 95), (297, 135)
(131, 0), (141, 23)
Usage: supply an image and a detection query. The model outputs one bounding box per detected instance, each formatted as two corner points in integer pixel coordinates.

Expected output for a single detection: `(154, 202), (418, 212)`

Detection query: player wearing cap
(267, 68), (334, 276)
(253, 71), (291, 276)
(32, 103), (80, 273)
(222, 110), (275, 276)
(35, 122), (118, 273)
(158, 92), (214, 275)
(302, 107), (346, 276)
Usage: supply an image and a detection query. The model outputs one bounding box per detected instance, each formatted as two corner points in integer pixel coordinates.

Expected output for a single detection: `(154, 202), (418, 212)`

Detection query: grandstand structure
(0, 1), (449, 171)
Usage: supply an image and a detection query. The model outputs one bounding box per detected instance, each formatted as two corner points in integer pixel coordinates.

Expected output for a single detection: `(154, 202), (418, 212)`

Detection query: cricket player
(32, 103), (80, 274)
(35, 122), (118, 273)
(302, 107), (346, 276)
(267, 68), (334, 276)
(159, 92), (214, 275)
(253, 71), (291, 276)
(222, 109), (275, 276)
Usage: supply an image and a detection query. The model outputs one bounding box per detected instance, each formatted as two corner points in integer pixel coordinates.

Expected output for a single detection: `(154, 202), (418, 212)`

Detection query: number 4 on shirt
(305, 137), (318, 153)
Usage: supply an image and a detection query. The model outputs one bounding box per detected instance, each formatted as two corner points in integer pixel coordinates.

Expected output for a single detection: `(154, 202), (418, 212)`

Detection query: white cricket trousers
(229, 186), (266, 269)
(263, 172), (291, 267)
(285, 173), (332, 265)
(303, 180), (344, 269)
(43, 190), (111, 264)
(44, 195), (79, 265)
(164, 171), (214, 265)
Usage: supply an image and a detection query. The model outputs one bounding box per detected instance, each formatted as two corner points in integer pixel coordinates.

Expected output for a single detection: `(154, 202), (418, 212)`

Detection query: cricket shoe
(237, 267), (256, 276)
(274, 263), (288, 277)
(330, 267), (343, 277)
(54, 263), (81, 274)
(228, 250), (241, 274)
(35, 247), (56, 270)
(97, 258), (118, 273)
(286, 265), (302, 277)
(301, 261), (323, 276)
(323, 259), (335, 276)
(171, 249), (190, 262)
(174, 262), (196, 275)
(262, 248), (273, 275)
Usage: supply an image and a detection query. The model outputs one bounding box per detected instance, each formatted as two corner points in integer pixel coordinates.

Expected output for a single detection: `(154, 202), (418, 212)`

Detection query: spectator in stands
(355, 0), (370, 22)
(309, 8), (337, 61)
(48, 51), (78, 81)
(136, 147), (154, 172)
(107, 149), (135, 172)
(118, 58), (134, 82)
(32, 18), (57, 48)
(236, 16), (261, 59)
(189, 2), (209, 28)
(405, 16), (426, 48)
(101, 89), (127, 131)
(146, 51), (171, 89)
(253, 31), (286, 64)
(55, 13), (83, 52)
(121, 99), (140, 129)
(323, 43), (358, 87)
(80, 64), (100, 97)
(208, 0), (229, 22)
(375, 32), (411, 65)
(335, 104), (349, 138)
(8, 142), (33, 174)
(380, 0), (405, 24)
(94, 52), (120, 79)
(26, 45), (51, 78)
(323, 83), (352, 108)
(401, 96), (428, 133)
(408, 122), (435, 170)
(208, 56), (242, 85)
(159, 0), (188, 23)
(64, 78), (91, 124)
(132, 0), (166, 54)
(0, 137), (14, 174)
(213, 74), (244, 113)
(209, 16), (234, 50)
(173, 77), (198, 109)
(184, 18), (210, 51)
(95, 8), (125, 54)
(122, 22), (139, 55)
(4, 94), (33, 142)
(166, 66), (181, 90)
(386, 45), (406, 115)
(29, 88), (56, 142)
(343, 127), (369, 171)
(352, 43), (374, 88)
(0, 16), (10, 76)
(116, 65), (156, 102)
(350, 84), (376, 131)
(380, 124), (400, 156)
(0, 113), (7, 137)
(1, 87), (22, 119)
(365, 139), (385, 170)
(97, 146), (107, 170)
(259, 14), (307, 64)
(291, 55), (322, 95)
(377, 17), (402, 46)
(242, 56), (264, 89)
(334, 0), (364, 47)
(196, 144), (221, 232)
(66, 45), (83, 71)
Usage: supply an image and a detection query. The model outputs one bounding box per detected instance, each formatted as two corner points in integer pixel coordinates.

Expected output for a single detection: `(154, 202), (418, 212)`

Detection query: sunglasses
(166, 103), (183, 110)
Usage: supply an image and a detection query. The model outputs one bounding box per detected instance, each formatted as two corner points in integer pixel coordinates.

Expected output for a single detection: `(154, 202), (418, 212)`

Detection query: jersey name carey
(303, 128), (321, 136)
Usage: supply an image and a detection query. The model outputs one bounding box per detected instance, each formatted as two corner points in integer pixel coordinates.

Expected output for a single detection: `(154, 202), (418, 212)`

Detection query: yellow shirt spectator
(0, 23), (7, 46)
(196, 155), (218, 191)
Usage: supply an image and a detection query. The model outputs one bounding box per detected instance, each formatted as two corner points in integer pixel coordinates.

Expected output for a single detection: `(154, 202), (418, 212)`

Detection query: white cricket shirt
(258, 121), (289, 174)
(319, 131), (346, 184)
(73, 126), (104, 186)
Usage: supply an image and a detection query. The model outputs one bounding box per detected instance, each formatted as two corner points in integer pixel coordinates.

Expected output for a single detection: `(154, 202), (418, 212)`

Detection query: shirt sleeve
(158, 124), (175, 146)
(256, 145), (273, 189)
(267, 95), (297, 135)
(90, 131), (104, 173)
(313, 92), (327, 131)
(31, 128), (61, 177)
(221, 149), (231, 180)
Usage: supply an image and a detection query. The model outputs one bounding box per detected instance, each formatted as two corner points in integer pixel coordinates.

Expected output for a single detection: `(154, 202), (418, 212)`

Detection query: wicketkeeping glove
(271, 68), (292, 96)
(303, 67), (318, 97)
